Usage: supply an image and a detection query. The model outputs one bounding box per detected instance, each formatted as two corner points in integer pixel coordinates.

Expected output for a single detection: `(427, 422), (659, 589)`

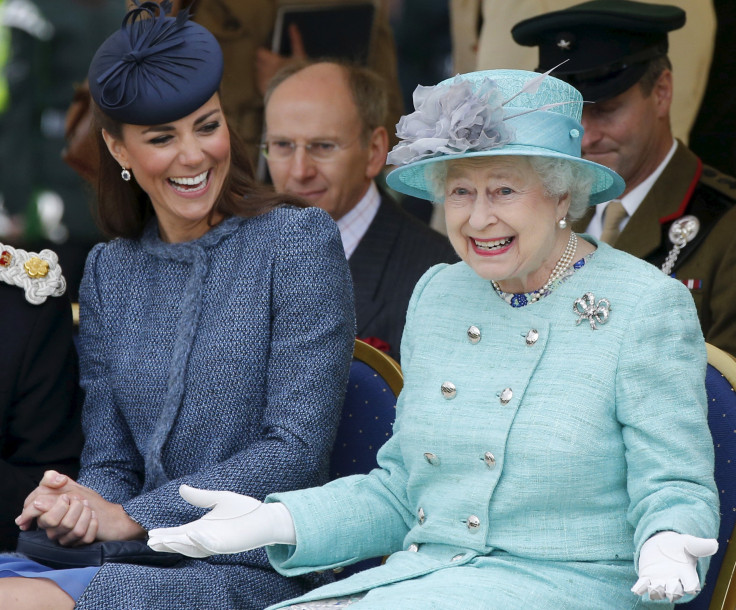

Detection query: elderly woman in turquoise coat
(148, 69), (720, 609)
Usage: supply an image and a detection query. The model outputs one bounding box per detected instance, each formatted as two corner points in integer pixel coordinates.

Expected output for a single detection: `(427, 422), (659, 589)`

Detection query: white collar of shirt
(586, 139), (677, 237)
(336, 181), (381, 260)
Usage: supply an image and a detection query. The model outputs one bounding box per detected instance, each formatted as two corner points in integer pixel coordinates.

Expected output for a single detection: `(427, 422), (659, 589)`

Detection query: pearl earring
(557, 217), (568, 229)
(121, 168), (131, 182)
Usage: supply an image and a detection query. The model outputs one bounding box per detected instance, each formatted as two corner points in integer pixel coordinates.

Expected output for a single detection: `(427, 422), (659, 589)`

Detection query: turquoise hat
(386, 69), (624, 205)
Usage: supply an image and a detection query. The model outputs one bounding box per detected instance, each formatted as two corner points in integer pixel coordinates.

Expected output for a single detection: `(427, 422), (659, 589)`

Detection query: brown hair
(639, 54), (672, 97)
(264, 60), (388, 143)
(91, 101), (308, 239)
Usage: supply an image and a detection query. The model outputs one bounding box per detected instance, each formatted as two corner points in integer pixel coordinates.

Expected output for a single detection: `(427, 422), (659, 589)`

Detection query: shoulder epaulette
(699, 164), (736, 202)
(0, 243), (66, 304)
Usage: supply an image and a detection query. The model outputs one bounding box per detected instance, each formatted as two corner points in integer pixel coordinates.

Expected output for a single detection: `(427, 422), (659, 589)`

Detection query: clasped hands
(16, 470), (145, 546)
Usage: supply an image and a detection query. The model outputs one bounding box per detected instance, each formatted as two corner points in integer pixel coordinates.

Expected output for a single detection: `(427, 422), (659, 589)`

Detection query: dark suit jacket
(0, 283), (82, 551)
(573, 142), (736, 357)
(349, 194), (458, 361)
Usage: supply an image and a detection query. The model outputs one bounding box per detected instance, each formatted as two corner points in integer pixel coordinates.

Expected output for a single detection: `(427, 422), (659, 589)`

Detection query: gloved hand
(631, 531), (718, 602)
(147, 485), (296, 558)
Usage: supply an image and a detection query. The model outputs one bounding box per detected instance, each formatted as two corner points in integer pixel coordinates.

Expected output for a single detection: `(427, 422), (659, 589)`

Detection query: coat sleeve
(116, 210), (356, 529)
(76, 243), (146, 503)
(265, 265), (447, 575)
(617, 277), (719, 582)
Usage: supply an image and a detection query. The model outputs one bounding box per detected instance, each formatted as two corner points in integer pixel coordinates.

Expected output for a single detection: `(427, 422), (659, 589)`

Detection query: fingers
(60, 503), (98, 547)
(40, 470), (70, 489)
(664, 578), (684, 601)
(683, 535), (718, 558)
(34, 496), (97, 546)
(632, 576), (696, 601)
(680, 569), (702, 595)
(148, 533), (210, 558)
(288, 23), (306, 58)
(178, 485), (221, 508)
(36, 494), (75, 533)
(631, 576), (649, 596)
(16, 493), (63, 530)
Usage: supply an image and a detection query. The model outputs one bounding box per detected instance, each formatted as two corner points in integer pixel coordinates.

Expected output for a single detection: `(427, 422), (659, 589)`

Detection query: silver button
(441, 381), (457, 399)
(418, 507), (425, 525)
(424, 452), (440, 466)
(451, 553), (466, 562)
(499, 388), (513, 405)
(467, 325), (481, 344)
(525, 329), (539, 346)
(483, 452), (496, 468)
(466, 515), (481, 531)
(408, 543), (419, 552)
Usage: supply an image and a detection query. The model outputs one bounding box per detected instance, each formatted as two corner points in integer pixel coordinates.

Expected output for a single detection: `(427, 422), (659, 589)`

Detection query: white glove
(147, 485), (296, 558)
(631, 531), (718, 602)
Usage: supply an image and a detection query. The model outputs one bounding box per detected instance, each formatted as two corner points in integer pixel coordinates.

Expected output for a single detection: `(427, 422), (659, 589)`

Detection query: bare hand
(28, 494), (99, 546)
(16, 470), (146, 544)
(255, 23), (306, 95)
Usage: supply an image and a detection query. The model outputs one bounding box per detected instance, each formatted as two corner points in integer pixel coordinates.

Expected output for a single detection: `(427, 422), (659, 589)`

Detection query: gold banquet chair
(684, 343), (736, 609)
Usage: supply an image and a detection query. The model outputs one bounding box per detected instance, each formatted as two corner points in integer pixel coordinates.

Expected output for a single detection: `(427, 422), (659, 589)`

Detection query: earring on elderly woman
(121, 168), (131, 182)
(557, 217), (568, 229)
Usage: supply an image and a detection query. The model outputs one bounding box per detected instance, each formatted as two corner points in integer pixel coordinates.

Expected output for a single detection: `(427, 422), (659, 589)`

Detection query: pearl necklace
(492, 232), (578, 305)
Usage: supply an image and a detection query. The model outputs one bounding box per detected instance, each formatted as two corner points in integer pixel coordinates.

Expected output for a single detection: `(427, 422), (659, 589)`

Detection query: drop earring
(557, 217), (568, 230)
(121, 168), (131, 182)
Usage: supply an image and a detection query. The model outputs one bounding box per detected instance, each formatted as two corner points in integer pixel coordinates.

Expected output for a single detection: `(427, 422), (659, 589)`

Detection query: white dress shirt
(336, 181), (381, 260)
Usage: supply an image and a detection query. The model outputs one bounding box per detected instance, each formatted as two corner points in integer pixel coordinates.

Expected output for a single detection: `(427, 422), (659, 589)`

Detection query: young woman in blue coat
(0, 2), (354, 608)
(147, 70), (720, 609)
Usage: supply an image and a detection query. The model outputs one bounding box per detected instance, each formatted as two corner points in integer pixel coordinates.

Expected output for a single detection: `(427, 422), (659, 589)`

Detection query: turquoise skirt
(0, 555), (99, 601)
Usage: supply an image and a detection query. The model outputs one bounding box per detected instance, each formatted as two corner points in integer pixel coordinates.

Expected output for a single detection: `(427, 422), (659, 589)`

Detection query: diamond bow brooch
(573, 292), (611, 330)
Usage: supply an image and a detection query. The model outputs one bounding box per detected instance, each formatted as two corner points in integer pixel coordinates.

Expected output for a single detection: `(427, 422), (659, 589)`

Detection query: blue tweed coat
(265, 240), (719, 610)
(73, 207), (355, 609)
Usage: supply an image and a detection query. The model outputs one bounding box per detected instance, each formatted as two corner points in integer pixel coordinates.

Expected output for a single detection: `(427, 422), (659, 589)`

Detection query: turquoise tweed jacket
(73, 208), (355, 609)
(266, 239), (719, 610)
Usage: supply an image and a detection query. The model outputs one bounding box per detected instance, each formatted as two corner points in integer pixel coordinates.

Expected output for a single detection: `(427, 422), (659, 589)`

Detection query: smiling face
(443, 156), (571, 293)
(581, 72), (673, 195)
(264, 63), (387, 220)
(102, 93), (231, 243)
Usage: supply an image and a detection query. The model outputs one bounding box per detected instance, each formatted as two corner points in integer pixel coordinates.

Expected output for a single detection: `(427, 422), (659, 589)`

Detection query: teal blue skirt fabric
(0, 555), (99, 600)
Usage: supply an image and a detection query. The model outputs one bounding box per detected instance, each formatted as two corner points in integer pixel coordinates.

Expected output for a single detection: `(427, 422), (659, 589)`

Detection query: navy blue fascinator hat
(88, 1), (224, 125)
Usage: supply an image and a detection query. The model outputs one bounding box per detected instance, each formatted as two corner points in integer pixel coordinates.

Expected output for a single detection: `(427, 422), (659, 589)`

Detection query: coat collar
(615, 141), (702, 258)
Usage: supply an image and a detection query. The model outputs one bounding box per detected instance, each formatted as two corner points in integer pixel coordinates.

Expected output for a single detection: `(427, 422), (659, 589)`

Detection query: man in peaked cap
(512, 0), (736, 358)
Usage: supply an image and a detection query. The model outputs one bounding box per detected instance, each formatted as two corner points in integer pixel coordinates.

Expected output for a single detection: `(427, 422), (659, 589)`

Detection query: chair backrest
(329, 339), (402, 479)
(329, 339), (402, 578)
(683, 343), (736, 610)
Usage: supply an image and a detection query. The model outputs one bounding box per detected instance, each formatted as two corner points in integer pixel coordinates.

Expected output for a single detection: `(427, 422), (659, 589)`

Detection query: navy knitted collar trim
(140, 215), (244, 261)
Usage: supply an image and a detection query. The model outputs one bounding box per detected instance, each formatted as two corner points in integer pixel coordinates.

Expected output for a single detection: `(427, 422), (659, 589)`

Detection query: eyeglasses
(260, 136), (360, 162)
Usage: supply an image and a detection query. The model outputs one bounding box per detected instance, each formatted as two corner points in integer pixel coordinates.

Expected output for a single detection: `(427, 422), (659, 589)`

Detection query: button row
(465, 326), (540, 346)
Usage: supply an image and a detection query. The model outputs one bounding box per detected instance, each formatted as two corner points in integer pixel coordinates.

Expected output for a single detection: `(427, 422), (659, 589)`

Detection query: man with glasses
(263, 61), (456, 361)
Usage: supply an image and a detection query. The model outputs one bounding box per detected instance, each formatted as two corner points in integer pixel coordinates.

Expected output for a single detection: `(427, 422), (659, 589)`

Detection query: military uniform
(573, 143), (736, 356)
(513, 1), (736, 357)
(0, 243), (82, 551)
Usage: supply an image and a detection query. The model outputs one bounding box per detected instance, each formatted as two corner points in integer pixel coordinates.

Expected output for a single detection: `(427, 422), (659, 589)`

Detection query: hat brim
(386, 145), (624, 206)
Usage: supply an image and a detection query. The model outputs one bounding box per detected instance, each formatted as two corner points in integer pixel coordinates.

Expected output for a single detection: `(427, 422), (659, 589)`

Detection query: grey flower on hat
(388, 77), (515, 166)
